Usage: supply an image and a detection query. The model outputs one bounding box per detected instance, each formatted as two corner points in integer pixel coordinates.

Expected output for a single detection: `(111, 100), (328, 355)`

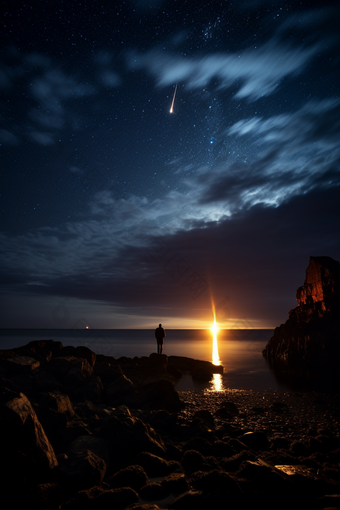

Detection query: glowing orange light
(211, 321), (219, 335)
(85, 326), (89, 329)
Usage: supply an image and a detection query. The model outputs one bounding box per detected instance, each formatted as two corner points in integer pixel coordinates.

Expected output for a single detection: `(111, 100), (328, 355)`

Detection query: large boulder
(107, 465), (149, 491)
(68, 435), (111, 466)
(0, 389), (58, 486)
(105, 375), (134, 401)
(96, 415), (166, 463)
(263, 256), (340, 370)
(143, 379), (183, 412)
(3, 356), (40, 374)
(38, 390), (75, 419)
(47, 356), (93, 387)
(168, 356), (223, 376)
(57, 449), (106, 489)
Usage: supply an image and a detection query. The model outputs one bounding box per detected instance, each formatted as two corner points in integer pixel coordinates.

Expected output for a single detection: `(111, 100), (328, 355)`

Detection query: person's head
(159, 323), (162, 327)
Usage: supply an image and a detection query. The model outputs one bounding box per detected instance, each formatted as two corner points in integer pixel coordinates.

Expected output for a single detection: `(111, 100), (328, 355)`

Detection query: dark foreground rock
(1, 339), (339, 509)
(263, 256), (340, 375)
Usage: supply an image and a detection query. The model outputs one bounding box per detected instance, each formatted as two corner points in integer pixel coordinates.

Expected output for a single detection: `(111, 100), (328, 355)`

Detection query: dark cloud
(1, 185), (339, 327)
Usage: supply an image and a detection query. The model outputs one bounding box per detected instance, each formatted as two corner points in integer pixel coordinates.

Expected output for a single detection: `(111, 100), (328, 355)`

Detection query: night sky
(1, 0), (340, 329)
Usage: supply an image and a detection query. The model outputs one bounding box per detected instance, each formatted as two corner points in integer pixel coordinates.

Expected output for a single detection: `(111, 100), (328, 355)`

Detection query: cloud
(0, 128), (18, 144)
(1, 185), (339, 327)
(128, 39), (325, 100)
(28, 131), (55, 145)
(197, 99), (340, 207)
(228, 99), (340, 151)
(99, 71), (121, 87)
(0, 48), (120, 144)
(93, 51), (121, 87)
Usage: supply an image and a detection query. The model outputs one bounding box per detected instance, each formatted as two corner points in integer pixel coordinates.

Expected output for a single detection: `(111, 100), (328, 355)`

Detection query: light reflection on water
(0, 328), (279, 391)
(210, 323), (224, 392)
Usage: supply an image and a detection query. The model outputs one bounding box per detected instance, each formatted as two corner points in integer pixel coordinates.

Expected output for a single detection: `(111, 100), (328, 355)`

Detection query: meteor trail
(169, 84), (177, 113)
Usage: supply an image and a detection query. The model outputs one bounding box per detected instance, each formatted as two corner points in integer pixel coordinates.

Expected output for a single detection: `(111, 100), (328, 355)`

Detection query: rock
(216, 400), (239, 418)
(28, 482), (62, 509)
(84, 376), (103, 402)
(58, 449), (106, 489)
(317, 494), (340, 509)
(0, 340), (63, 361)
(105, 374), (134, 401)
(239, 431), (269, 451)
(219, 451), (256, 472)
(107, 465), (149, 491)
(91, 487), (139, 509)
(93, 361), (124, 383)
(212, 440), (235, 457)
(263, 256), (340, 372)
(181, 450), (204, 475)
(33, 403), (68, 452)
(170, 490), (204, 510)
(148, 409), (177, 430)
(96, 415), (166, 462)
(192, 409), (215, 429)
(64, 416), (92, 444)
(47, 356), (93, 387)
(128, 505), (162, 510)
(39, 390), (75, 419)
(271, 436), (290, 449)
(183, 437), (214, 456)
(168, 356), (223, 376)
(4, 356), (40, 374)
(0, 390), (58, 485)
(291, 440), (310, 457)
(149, 352), (168, 367)
(139, 482), (168, 501)
(33, 369), (66, 393)
(68, 436), (111, 466)
(165, 442), (183, 462)
(190, 469), (240, 496)
(75, 346), (96, 368)
(161, 473), (188, 494)
(237, 459), (272, 480)
(61, 486), (105, 509)
(142, 379), (183, 412)
(64, 358), (94, 387)
(166, 363), (182, 379)
(237, 460), (292, 499)
(134, 452), (181, 477)
(191, 366), (213, 382)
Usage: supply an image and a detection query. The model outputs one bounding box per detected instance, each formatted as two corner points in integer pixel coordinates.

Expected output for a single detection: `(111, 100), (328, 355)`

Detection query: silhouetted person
(155, 323), (166, 354)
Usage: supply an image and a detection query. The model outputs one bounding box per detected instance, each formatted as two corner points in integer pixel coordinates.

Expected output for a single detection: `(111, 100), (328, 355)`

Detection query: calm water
(0, 328), (285, 392)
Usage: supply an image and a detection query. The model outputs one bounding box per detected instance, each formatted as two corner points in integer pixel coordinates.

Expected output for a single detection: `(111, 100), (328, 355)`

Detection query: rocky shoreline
(1, 340), (339, 510)
(263, 256), (340, 371)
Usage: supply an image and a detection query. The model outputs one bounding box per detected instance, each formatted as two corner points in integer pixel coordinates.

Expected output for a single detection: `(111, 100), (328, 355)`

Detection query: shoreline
(1, 340), (339, 509)
(178, 388), (340, 443)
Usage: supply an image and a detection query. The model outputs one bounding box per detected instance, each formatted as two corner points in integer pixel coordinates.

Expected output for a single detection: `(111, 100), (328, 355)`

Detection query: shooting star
(169, 84), (177, 113)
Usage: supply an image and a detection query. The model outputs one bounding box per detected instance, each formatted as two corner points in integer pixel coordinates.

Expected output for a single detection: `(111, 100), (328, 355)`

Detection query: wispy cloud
(0, 49), (121, 145)
(128, 39), (325, 100)
(0, 128), (18, 144)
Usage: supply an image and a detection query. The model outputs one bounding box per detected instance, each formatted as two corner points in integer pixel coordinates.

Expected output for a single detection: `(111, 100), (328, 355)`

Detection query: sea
(0, 328), (303, 393)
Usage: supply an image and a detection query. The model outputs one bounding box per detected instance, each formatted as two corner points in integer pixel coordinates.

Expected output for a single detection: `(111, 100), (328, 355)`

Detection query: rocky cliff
(263, 256), (340, 369)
